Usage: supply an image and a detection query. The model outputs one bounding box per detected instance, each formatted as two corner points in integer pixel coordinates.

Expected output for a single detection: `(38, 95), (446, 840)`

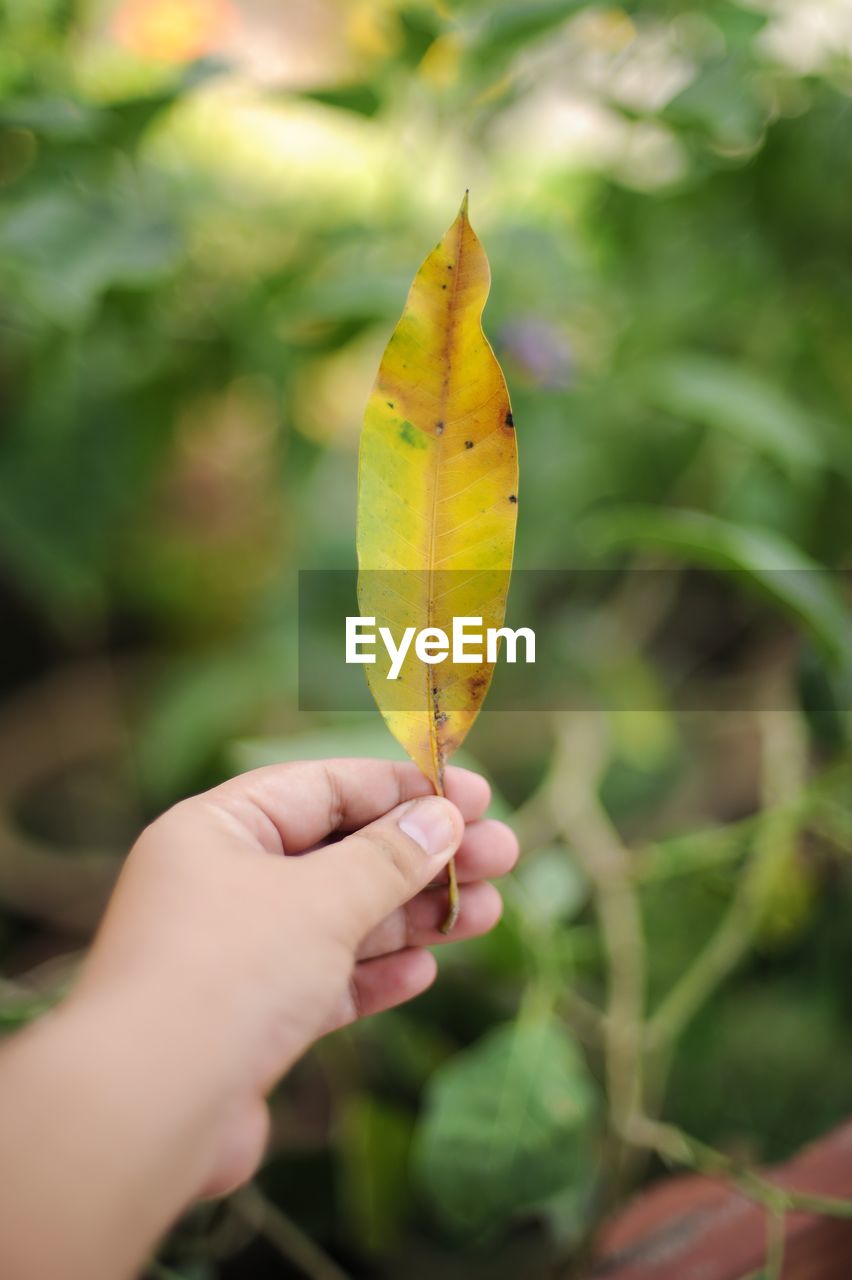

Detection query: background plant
(0, 1), (851, 1277)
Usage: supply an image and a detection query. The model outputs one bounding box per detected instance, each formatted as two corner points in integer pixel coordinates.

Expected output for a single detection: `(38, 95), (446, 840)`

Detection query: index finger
(206, 758), (491, 853)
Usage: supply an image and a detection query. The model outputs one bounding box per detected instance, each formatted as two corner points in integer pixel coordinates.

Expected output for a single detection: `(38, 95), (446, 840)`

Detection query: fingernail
(399, 797), (456, 856)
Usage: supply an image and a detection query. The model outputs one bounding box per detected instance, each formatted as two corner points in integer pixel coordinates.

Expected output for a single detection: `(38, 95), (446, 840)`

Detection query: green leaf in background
(590, 508), (850, 666)
(0, 491), (105, 623)
(338, 1094), (413, 1256)
(467, 0), (586, 70)
(233, 722), (410, 774)
(514, 846), (589, 927)
(0, 188), (181, 326)
(664, 54), (769, 151)
(298, 84), (383, 118)
(139, 638), (294, 801)
(641, 354), (824, 472)
(0, 95), (102, 138)
(413, 1017), (599, 1237)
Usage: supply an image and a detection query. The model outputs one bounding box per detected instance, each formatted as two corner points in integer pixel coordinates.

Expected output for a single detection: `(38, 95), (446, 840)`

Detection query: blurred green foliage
(1, 0), (852, 1276)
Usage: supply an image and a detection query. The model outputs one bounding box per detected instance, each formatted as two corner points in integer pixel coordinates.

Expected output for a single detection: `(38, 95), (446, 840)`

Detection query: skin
(0, 758), (518, 1280)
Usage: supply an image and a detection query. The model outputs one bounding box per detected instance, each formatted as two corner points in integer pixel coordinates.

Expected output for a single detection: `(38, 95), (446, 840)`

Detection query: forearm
(0, 988), (230, 1280)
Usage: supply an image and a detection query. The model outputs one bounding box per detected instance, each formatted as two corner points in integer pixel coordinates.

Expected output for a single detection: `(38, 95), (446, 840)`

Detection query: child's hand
(0, 759), (517, 1280)
(79, 758), (517, 1191)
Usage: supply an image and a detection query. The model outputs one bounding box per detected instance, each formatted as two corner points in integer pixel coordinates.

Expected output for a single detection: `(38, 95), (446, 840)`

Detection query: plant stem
(648, 706), (808, 1050)
(549, 715), (646, 1173)
(547, 707), (852, 1280)
(647, 883), (753, 1047)
(765, 1206), (786, 1280)
(625, 1115), (852, 1220)
(233, 1184), (351, 1280)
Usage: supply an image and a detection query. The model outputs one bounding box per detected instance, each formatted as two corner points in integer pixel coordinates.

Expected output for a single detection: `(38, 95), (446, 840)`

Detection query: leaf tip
(459, 188), (470, 219)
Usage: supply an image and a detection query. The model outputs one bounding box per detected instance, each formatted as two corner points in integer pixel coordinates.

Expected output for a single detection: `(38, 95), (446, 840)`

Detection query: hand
(80, 757), (518, 1191)
(0, 758), (517, 1280)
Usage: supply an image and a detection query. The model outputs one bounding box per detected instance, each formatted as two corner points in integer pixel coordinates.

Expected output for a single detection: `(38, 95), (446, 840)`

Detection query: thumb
(305, 796), (464, 941)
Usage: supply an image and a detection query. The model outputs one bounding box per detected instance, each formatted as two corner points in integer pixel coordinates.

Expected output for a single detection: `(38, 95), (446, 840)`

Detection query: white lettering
(346, 616), (377, 664)
(486, 626), (536, 664)
(381, 625), (416, 680)
(346, 617), (536, 678)
(415, 628), (450, 664)
(453, 616), (483, 662)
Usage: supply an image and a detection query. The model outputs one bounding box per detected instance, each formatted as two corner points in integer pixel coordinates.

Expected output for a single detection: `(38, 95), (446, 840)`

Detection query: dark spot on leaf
(441, 284), (447, 290)
(435, 711), (449, 727)
(447, 264), (453, 270)
(505, 411), (514, 428)
(435, 420), (445, 436)
(465, 440), (474, 449)
(431, 685), (438, 697)
(387, 400), (395, 408)
(509, 494), (517, 503)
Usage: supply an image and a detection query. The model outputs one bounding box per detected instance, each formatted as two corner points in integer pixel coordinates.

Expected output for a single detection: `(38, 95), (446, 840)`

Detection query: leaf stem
(440, 856), (460, 933)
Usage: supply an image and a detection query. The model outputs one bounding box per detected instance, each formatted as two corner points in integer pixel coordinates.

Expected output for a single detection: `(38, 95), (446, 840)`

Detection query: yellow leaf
(357, 194), (518, 926)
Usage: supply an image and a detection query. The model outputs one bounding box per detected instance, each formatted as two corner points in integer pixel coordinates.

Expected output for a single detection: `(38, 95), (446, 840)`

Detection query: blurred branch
(634, 813), (757, 882)
(624, 1114), (852, 1222)
(511, 788), (559, 857)
(544, 701), (852, 1280)
(232, 1184), (351, 1280)
(505, 881), (605, 1048)
(765, 1206), (786, 1280)
(148, 1264), (186, 1280)
(646, 886), (752, 1050)
(0, 661), (130, 933)
(548, 714), (645, 1162)
(612, 704), (852, 1272)
(647, 705), (808, 1049)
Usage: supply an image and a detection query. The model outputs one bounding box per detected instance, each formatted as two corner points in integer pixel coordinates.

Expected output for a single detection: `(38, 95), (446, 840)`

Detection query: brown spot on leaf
(465, 440), (474, 449)
(435, 711), (449, 727)
(505, 411), (514, 428)
(387, 400), (395, 408)
(509, 493), (517, 503)
(468, 670), (488, 701)
(435, 420), (445, 435)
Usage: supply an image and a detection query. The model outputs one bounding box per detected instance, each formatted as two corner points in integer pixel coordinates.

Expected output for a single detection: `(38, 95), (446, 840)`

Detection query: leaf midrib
(425, 212), (467, 793)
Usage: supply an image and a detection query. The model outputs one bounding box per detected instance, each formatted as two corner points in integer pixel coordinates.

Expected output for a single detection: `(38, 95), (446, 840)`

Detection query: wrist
(60, 972), (242, 1150)
(44, 985), (233, 1248)
(0, 992), (223, 1280)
